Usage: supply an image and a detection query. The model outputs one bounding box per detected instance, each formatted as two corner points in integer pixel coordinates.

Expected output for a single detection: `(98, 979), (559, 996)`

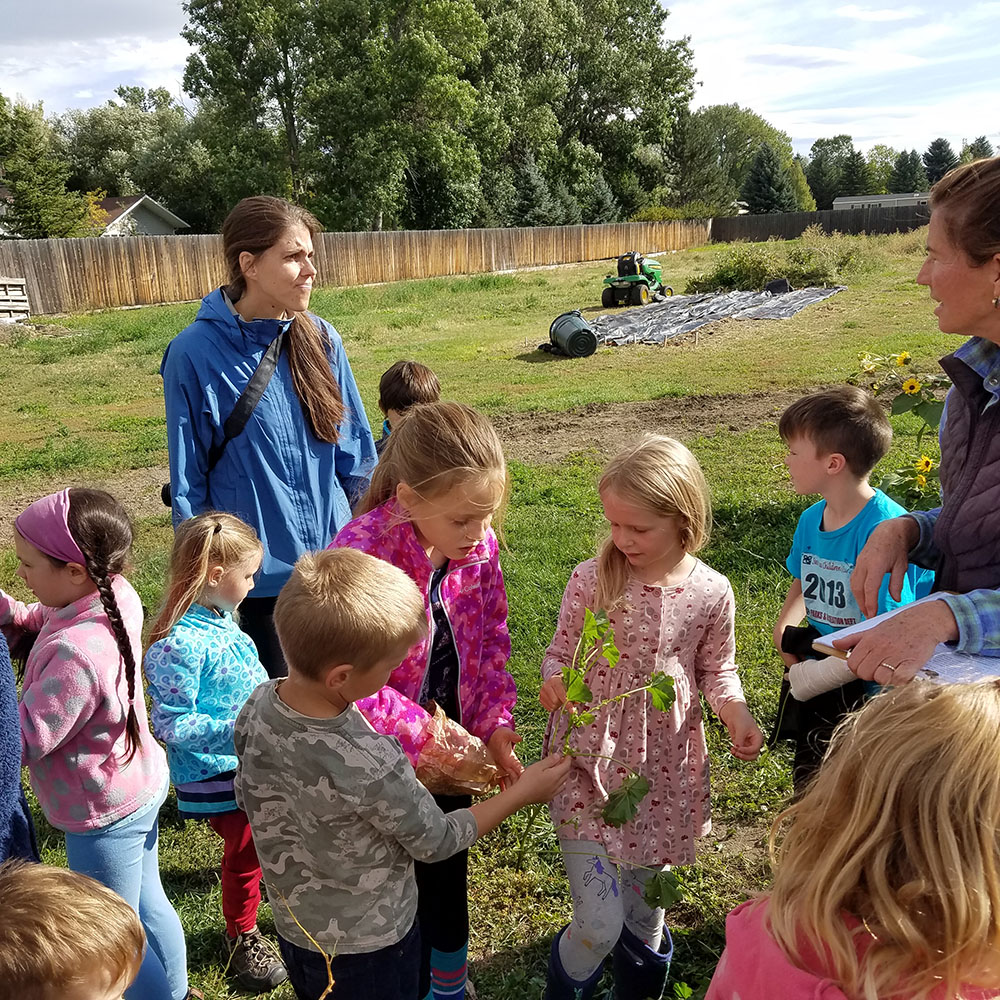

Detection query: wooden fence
(0, 220), (709, 316)
(710, 205), (928, 243)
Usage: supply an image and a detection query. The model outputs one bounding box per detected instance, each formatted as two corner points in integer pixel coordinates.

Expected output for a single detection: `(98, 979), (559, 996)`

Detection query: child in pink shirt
(331, 401), (519, 1000)
(2, 489), (189, 1000)
(707, 680), (1000, 1000)
(539, 436), (763, 1000)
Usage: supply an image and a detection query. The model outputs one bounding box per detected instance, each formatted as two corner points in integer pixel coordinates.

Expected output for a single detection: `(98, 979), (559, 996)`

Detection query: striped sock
(430, 943), (468, 999)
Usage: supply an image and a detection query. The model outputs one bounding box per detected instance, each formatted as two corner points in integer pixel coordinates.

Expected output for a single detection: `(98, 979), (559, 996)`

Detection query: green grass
(3, 231), (953, 999)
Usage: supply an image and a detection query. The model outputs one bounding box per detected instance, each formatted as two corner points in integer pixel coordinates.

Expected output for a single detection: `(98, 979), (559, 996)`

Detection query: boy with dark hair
(235, 548), (570, 1000)
(772, 385), (933, 789)
(376, 360), (441, 455)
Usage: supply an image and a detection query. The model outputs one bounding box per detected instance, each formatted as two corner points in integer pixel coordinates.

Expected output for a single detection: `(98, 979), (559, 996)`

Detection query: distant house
(0, 190), (190, 237)
(99, 195), (190, 236)
(833, 192), (929, 211)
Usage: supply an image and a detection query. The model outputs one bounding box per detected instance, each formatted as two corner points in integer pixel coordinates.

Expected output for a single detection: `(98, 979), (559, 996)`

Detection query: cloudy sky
(2, 0), (998, 156)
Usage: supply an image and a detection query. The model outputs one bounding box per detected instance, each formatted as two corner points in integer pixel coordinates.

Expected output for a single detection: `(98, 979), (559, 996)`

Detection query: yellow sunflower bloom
(902, 378), (922, 395)
(915, 474), (927, 488)
(914, 455), (933, 473)
(895, 351), (912, 367)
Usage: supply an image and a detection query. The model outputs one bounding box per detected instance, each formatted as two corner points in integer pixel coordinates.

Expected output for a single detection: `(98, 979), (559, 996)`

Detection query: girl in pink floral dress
(539, 435), (764, 1000)
(330, 401), (520, 1000)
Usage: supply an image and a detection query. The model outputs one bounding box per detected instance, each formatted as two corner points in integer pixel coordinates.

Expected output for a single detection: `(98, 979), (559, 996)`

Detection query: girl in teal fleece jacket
(145, 513), (285, 994)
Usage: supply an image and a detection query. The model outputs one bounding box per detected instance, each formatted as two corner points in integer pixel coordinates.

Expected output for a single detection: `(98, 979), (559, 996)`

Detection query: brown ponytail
(222, 196), (345, 443)
(64, 489), (142, 765)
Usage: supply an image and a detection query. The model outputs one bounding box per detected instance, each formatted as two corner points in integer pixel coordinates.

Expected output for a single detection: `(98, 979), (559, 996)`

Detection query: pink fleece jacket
(707, 898), (1000, 1000)
(330, 499), (516, 764)
(1, 577), (167, 833)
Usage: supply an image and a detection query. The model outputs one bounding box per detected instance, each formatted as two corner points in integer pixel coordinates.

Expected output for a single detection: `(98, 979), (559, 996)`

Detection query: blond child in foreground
(707, 680), (1000, 1000)
(234, 547), (570, 1000)
(0, 860), (145, 1000)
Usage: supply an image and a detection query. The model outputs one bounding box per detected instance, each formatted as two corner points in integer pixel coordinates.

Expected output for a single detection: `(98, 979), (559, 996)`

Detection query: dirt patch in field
(0, 466), (170, 545)
(0, 391), (804, 540)
(493, 390), (805, 465)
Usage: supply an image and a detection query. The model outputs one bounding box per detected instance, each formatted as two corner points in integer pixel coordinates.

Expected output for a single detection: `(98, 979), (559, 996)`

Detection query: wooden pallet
(0, 276), (29, 322)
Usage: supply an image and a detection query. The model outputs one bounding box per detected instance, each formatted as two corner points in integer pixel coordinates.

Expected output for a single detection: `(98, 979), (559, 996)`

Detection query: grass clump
(686, 225), (925, 293)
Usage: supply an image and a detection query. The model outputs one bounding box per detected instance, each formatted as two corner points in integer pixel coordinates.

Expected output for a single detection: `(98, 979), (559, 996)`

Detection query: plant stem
(566, 749), (641, 776)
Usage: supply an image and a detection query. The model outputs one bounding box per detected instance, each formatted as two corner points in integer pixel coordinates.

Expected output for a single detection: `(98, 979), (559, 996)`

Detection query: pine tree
(2, 101), (88, 238)
(806, 153), (841, 210)
(513, 151), (558, 227)
(887, 149), (929, 192)
(578, 170), (620, 224)
(961, 136), (995, 162)
(840, 148), (873, 196)
(923, 138), (959, 185)
(741, 142), (796, 214)
(551, 181), (583, 226)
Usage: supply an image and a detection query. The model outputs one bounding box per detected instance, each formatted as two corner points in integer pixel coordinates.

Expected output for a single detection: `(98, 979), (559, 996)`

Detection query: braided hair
(64, 489), (141, 764)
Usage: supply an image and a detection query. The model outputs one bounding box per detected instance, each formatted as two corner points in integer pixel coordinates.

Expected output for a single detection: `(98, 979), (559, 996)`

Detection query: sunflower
(915, 474), (927, 488)
(901, 377), (922, 395)
(914, 455), (933, 473)
(895, 351), (912, 367)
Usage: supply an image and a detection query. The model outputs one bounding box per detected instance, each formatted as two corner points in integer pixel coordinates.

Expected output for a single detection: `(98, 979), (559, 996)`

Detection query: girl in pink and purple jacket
(330, 400), (519, 1000)
(2, 489), (190, 1000)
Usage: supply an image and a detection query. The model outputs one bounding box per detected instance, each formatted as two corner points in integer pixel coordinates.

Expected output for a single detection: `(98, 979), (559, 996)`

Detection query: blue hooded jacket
(161, 289), (376, 595)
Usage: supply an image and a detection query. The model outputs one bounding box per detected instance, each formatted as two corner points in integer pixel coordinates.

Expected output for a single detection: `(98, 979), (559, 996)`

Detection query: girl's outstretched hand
(539, 676), (568, 712)
(719, 701), (764, 761)
(487, 727), (524, 789)
(511, 753), (573, 806)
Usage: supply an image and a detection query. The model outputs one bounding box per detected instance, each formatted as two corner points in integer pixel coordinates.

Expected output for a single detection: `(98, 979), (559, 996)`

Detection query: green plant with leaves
(855, 350), (950, 509)
(547, 607), (682, 908)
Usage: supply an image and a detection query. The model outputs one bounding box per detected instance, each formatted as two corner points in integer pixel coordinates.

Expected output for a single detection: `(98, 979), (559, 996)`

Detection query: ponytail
(146, 513), (261, 650)
(84, 552), (142, 765)
(63, 489), (141, 765)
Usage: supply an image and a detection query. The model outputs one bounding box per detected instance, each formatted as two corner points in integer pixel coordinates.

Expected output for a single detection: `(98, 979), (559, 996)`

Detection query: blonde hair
(929, 155), (1000, 266)
(595, 435), (711, 610)
(359, 401), (507, 521)
(0, 860), (145, 998)
(767, 681), (1000, 1000)
(146, 512), (262, 648)
(274, 548), (427, 679)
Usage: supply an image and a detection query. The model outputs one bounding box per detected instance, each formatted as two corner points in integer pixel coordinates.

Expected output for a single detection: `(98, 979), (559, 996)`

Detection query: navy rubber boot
(611, 925), (673, 1000)
(543, 928), (605, 1000)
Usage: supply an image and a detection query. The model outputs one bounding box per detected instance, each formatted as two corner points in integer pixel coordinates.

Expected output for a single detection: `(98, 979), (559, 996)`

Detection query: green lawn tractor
(601, 251), (673, 307)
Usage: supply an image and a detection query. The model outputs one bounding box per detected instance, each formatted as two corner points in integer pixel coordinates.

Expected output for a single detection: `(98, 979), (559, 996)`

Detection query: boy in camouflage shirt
(235, 548), (570, 1000)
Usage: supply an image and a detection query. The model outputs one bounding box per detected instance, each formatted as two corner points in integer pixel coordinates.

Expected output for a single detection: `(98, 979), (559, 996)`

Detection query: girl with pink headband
(2, 488), (193, 1000)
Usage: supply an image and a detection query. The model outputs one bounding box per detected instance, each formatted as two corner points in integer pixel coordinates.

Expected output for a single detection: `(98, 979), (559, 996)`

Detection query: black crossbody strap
(206, 330), (285, 472)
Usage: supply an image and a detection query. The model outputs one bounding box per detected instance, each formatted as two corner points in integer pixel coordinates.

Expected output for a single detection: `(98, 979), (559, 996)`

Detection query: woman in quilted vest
(836, 155), (1000, 683)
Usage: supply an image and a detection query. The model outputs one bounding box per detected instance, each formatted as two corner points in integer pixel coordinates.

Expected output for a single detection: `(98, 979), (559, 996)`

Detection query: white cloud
(834, 4), (922, 21)
(0, 35), (191, 111)
(666, 0), (1000, 152)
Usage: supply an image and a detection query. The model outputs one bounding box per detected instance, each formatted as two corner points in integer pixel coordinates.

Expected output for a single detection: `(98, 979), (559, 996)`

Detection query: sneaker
(224, 927), (288, 992)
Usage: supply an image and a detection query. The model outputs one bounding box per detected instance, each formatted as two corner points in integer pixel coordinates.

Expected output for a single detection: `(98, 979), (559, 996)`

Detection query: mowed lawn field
(0, 231), (953, 999)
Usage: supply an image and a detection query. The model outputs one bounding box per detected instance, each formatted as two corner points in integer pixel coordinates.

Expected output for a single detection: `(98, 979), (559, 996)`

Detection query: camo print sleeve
(235, 681), (477, 955)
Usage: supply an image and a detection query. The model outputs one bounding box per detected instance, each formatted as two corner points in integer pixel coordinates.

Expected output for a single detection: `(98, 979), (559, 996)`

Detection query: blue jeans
(278, 920), (421, 1000)
(64, 782), (188, 1000)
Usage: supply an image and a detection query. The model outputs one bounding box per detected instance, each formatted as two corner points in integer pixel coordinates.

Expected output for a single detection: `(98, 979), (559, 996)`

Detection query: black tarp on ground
(591, 286), (846, 346)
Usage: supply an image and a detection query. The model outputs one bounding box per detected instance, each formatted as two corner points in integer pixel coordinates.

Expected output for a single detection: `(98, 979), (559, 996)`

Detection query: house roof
(832, 192), (928, 204)
(99, 194), (189, 230)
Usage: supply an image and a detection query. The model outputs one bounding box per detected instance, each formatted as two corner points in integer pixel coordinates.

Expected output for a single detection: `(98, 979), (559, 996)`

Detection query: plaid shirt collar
(953, 337), (1000, 408)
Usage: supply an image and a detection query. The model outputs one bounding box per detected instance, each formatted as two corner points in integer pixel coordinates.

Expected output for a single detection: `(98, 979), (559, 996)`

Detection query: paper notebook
(812, 592), (1000, 685)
